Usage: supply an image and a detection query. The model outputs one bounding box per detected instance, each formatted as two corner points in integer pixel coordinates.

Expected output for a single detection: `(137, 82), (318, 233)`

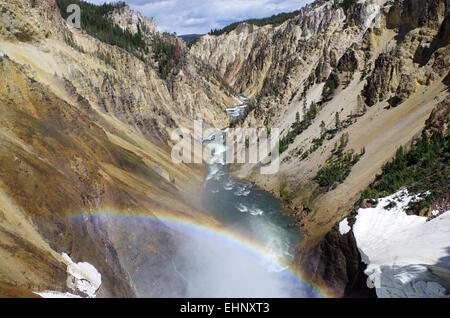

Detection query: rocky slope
(108, 4), (158, 36)
(191, 0), (449, 296)
(0, 0), (235, 297)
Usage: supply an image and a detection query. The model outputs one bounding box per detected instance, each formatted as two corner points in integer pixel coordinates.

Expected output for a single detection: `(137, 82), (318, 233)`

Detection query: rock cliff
(108, 4), (158, 36)
(0, 0), (233, 297)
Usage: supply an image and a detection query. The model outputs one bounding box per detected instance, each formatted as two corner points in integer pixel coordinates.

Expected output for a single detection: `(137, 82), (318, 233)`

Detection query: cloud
(84, 0), (313, 35)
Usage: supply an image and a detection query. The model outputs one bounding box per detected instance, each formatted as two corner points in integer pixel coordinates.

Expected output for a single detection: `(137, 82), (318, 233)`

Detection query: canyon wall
(0, 0), (233, 297)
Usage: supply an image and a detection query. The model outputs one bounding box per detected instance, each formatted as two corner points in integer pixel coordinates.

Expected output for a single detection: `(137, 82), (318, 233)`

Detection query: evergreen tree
(330, 51), (337, 68)
(209, 10), (301, 36)
(303, 100), (308, 124)
(356, 95), (362, 114)
(339, 132), (349, 151)
(55, 0), (147, 59)
(309, 101), (317, 121)
(320, 121), (326, 137)
(358, 132), (448, 210)
(335, 112), (341, 130)
(357, 95), (367, 115)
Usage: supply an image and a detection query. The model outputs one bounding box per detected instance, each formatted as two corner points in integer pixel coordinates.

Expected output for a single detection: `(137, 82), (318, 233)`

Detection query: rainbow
(71, 210), (331, 298)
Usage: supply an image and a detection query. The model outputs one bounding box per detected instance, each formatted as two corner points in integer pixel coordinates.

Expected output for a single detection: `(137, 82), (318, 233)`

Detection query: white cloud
(84, 0), (313, 35)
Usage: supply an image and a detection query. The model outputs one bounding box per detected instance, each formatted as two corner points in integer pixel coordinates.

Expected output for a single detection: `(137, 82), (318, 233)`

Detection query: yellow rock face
(0, 0), (234, 297)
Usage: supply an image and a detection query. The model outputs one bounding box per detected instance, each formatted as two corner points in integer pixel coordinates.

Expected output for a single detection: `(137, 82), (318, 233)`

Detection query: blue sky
(85, 0), (313, 35)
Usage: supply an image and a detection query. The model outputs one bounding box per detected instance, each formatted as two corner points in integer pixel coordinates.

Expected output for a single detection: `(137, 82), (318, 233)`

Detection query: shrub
(280, 181), (291, 204)
(64, 33), (85, 53)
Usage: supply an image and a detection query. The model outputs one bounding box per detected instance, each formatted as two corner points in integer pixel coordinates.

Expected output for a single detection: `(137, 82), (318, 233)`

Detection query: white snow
(353, 189), (450, 298)
(34, 253), (102, 298)
(34, 291), (82, 298)
(33, 254), (102, 298)
(62, 253), (102, 298)
(339, 218), (351, 235)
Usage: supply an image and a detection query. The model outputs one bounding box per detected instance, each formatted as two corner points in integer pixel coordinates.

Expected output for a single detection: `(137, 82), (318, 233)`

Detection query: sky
(85, 0), (313, 35)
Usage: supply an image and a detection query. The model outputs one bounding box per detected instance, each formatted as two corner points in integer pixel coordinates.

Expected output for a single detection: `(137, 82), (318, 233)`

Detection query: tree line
(209, 10), (301, 36)
(55, 0), (148, 58)
(358, 132), (449, 212)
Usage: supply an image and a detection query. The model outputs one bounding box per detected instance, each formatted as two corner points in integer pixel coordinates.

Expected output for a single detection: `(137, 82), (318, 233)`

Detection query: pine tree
(339, 132), (349, 150)
(357, 95), (363, 115)
(330, 50), (337, 69)
(303, 100), (308, 125)
(335, 112), (341, 130)
(309, 101), (317, 120)
(320, 121), (326, 137)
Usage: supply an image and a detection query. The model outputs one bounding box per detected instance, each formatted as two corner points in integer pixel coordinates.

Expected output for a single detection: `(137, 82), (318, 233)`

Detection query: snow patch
(339, 218), (351, 235)
(62, 253), (102, 298)
(34, 291), (82, 298)
(353, 189), (450, 298)
(33, 254), (102, 298)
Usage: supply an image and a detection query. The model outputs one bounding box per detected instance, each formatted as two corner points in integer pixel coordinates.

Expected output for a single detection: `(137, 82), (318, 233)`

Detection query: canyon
(191, 0), (449, 296)
(0, 0), (448, 298)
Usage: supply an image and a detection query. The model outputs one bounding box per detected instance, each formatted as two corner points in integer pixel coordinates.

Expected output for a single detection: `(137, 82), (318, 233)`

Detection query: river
(82, 96), (320, 297)
(170, 96), (319, 297)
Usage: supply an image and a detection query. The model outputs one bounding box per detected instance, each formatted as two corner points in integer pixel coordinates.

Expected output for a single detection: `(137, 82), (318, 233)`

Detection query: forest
(359, 132), (449, 211)
(209, 10), (301, 36)
(55, 0), (148, 58)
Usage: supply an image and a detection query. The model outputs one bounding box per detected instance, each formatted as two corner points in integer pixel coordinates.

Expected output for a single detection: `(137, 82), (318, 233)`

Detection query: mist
(168, 221), (314, 298)
(156, 127), (318, 298)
